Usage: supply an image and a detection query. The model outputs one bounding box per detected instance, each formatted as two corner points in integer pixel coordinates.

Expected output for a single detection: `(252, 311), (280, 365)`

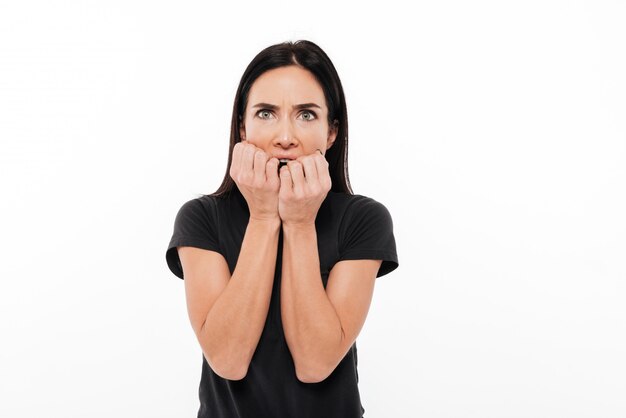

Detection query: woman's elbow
(204, 351), (249, 381)
(295, 366), (331, 384)
(217, 366), (248, 381)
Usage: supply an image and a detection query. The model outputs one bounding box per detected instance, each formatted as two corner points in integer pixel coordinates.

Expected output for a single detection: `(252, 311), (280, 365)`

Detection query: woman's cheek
(299, 124), (326, 139)
(246, 125), (271, 142)
(309, 126), (330, 146)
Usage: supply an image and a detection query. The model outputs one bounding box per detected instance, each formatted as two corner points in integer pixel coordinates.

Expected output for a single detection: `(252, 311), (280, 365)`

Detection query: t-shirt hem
(337, 249), (399, 278)
(166, 236), (224, 280)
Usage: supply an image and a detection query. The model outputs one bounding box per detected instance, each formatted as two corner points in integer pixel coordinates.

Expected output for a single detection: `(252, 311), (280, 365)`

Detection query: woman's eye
(300, 110), (317, 121)
(257, 110), (273, 119)
(256, 109), (316, 121)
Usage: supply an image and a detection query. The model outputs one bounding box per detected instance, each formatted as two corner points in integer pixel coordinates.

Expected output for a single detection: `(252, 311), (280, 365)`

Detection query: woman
(166, 40), (399, 418)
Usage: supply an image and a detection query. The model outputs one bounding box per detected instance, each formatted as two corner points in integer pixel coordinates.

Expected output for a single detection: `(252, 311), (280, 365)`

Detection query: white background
(1, 1), (625, 417)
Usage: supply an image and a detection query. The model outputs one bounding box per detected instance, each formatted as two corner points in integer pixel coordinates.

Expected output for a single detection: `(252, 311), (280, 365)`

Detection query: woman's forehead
(248, 66), (326, 106)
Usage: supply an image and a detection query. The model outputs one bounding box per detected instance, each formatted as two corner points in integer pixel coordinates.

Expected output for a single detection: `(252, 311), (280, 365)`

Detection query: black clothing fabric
(165, 186), (399, 418)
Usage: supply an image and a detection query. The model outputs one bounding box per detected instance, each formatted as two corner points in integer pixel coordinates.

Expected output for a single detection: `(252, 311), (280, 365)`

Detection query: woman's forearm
(201, 217), (280, 380)
(280, 223), (343, 383)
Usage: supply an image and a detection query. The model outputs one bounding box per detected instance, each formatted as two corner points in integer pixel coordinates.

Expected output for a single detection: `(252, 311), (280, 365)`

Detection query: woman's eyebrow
(251, 102), (322, 110)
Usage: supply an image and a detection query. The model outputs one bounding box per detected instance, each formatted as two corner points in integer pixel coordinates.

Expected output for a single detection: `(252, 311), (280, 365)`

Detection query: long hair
(208, 40), (352, 198)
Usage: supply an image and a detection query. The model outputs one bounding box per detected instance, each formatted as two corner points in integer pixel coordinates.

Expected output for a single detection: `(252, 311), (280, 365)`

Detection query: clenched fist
(229, 142), (280, 222)
(278, 149), (331, 226)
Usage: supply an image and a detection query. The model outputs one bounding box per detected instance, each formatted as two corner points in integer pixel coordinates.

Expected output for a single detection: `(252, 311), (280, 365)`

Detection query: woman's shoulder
(188, 190), (237, 206)
(172, 193), (225, 224)
(178, 194), (216, 210)
(326, 191), (390, 213)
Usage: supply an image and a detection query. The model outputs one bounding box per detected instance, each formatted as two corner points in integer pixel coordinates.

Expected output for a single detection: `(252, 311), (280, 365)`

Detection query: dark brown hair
(207, 40), (352, 198)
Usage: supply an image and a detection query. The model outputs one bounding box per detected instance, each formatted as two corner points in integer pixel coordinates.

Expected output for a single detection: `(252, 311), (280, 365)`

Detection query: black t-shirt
(165, 186), (399, 418)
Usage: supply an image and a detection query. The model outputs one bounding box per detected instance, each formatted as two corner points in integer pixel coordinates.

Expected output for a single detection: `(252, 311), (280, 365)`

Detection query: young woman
(166, 40), (399, 418)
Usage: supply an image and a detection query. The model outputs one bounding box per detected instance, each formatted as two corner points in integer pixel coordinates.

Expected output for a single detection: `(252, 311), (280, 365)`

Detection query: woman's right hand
(229, 142), (280, 222)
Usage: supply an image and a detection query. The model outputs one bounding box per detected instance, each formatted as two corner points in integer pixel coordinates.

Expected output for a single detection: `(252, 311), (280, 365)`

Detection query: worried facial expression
(239, 65), (338, 163)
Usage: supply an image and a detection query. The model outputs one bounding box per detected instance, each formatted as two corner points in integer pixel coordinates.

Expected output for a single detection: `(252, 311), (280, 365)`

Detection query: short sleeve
(165, 197), (222, 280)
(337, 197), (399, 278)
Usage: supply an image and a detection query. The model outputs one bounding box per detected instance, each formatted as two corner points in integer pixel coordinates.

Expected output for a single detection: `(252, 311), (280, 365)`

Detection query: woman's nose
(274, 117), (298, 146)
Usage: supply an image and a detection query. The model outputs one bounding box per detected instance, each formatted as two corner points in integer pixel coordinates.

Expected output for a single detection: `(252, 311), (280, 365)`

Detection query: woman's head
(210, 40), (352, 197)
(239, 65), (337, 162)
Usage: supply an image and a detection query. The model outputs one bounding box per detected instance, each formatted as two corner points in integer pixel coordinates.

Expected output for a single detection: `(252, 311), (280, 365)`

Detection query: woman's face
(239, 65), (337, 160)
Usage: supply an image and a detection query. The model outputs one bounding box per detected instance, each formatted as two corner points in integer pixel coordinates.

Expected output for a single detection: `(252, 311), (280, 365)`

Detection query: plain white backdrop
(1, 1), (625, 417)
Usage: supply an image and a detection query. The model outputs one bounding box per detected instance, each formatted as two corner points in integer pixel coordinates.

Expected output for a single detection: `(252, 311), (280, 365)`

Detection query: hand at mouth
(278, 159), (291, 169)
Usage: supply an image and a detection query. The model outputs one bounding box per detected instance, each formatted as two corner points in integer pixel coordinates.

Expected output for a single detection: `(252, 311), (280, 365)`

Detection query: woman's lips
(274, 155), (298, 170)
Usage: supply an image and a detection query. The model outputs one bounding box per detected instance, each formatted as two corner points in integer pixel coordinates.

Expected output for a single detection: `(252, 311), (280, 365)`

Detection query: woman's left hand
(278, 150), (331, 226)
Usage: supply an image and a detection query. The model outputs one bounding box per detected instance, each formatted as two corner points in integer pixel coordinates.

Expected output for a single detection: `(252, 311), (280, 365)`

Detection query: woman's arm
(181, 142), (281, 380)
(280, 222), (381, 383)
(180, 217), (281, 380)
(277, 152), (381, 383)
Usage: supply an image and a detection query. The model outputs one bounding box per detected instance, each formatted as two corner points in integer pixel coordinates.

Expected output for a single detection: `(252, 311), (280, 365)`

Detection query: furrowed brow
(293, 103), (322, 110)
(251, 102), (322, 110)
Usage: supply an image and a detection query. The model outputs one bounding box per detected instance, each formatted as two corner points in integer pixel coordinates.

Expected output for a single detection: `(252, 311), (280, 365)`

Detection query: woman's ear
(326, 119), (338, 149)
